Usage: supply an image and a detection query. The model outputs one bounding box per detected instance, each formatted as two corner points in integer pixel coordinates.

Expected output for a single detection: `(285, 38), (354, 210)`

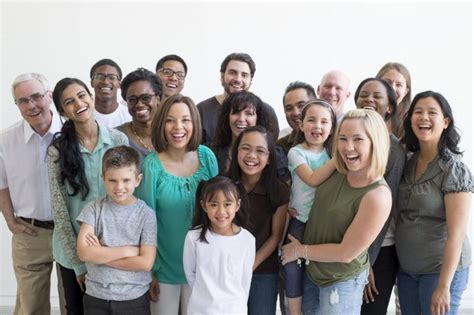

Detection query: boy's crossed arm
(77, 223), (156, 272)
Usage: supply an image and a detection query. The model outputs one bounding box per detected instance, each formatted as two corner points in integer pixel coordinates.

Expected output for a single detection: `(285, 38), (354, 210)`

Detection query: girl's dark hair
(228, 125), (282, 205)
(120, 67), (163, 101)
(50, 78), (93, 199)
(354, 77), (398, 125)
(401, 90), (462, 159)
(213, 91), (269, 149)
(192, 175), (249, 243)
(294, 99), (336, 155)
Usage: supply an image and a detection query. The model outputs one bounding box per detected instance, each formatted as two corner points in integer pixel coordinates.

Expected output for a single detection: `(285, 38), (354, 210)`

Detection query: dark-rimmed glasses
(158, 68), (186, 80)
(126, 94), (157, 106)
(92, 73), (120, 82)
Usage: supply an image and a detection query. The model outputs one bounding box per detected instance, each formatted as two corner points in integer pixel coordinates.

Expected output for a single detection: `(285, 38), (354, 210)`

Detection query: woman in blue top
(396, 91), (473, 315)
(135, 94), (218, 314)
(47, 78), (128, 314)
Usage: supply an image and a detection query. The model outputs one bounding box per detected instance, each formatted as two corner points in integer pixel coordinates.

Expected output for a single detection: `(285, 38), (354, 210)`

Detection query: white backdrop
(1, 1), (473, 311)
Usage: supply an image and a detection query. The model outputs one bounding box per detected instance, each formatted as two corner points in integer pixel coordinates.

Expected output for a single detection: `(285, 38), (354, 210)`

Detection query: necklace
(130, 123), (153, 152)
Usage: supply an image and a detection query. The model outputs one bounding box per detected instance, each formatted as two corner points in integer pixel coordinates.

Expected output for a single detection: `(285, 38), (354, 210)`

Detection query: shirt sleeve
(442, 158), (474, 194)
(0, 141), (8, 189)
(47, 146), (86, 276)
(200, 145), (219, 177)
(182, 231), (197, 287)
(140, 205), (157, 247)
(275, 145), (290, 182)
(242, 232), (256, 300)
(287, 146), (307, 172)
(274, 181), (290, 207)
(76, 201), (96, 227)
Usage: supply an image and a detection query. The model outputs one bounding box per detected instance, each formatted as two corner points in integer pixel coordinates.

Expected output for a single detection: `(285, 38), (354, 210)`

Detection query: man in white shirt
(317, 70), (351, 124)
(90, 58), (132, 128)
(0, 73), (63, 314)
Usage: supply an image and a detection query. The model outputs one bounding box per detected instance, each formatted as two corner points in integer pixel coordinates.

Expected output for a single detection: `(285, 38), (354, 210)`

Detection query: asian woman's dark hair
(50, 77), (92, 199)
(192, 176), (249, 243)
(213, 91), (269, 149)
(294, 99), (336, 155)
(228, 125), (282, 206)
(401, 90), (461, 160)
(354, 77), (398, 125)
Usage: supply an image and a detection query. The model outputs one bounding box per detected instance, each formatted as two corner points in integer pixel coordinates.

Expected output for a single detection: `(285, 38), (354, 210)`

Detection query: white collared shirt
(0, 108), (62, 220)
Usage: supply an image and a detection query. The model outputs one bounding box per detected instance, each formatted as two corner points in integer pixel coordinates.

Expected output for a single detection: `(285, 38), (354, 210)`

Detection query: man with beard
(197, 53), (279, 145)
(90, 58), (132, 128)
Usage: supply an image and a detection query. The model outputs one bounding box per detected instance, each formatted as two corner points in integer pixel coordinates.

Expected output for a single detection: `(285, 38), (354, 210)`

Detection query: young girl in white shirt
(183, 175), (255, 315)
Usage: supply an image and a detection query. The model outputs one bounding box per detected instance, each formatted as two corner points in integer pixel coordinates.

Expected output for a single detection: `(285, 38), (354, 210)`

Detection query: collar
(22, 108), (63, 143)
(249, 177), (267, 195)
(79, 123), (112, 153)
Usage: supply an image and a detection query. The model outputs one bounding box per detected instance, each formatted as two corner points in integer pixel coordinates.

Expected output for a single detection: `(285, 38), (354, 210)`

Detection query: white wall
(1, 1), (473, 310)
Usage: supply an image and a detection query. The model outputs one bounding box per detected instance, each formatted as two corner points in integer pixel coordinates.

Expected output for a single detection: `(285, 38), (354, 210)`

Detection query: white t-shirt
(183, 227), (255, 315)
(94, 102), (131, 128)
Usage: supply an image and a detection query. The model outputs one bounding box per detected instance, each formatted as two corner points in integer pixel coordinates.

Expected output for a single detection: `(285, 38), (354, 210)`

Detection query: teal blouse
(48, 126), (128, 275)
(136, 145), (218, 284)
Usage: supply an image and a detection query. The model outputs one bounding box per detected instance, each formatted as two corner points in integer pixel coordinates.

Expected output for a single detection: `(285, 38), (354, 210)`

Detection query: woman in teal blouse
(135, 94), (218, 314)
(48, 78), (128, 313)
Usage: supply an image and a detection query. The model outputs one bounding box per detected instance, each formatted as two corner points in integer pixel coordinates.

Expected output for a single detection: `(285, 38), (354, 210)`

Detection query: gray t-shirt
(77, 195), (157, 301)
(396, 150), (473, 274)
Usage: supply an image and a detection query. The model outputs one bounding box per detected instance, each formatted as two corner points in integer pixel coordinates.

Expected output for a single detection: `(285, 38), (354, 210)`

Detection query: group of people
(0, 52), (472, 315)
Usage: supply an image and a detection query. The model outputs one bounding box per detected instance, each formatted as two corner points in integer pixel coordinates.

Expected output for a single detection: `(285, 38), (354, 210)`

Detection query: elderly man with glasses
(90, 58), (132, 128)
(0, 73), (64, 314)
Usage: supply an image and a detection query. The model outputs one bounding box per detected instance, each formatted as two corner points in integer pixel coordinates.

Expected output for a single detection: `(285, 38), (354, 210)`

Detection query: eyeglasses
(15, 91), (48, 106)
(126, 93), (157, 106)
(158, 68), (186, 80)
(238, 144), (269, 157)
(92, 73), (120, 82)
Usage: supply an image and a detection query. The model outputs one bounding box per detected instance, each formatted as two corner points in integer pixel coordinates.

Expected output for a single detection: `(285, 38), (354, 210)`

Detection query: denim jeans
(397, 267), (469, 315)
(248, 273), (279, 315)
(283, 218), (306, 298)
(302, 268), (369, 315)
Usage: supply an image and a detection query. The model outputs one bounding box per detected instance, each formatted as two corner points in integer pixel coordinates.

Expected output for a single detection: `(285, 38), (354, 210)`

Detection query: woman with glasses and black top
(117, 68), (163, 161)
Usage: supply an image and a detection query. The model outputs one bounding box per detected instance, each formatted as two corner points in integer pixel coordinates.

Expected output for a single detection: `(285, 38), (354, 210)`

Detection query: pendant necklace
(130, 123), (153, 152)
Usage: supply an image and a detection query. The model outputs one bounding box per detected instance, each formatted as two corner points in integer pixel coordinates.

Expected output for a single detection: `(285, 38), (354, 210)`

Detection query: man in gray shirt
(197, 52), (280, 145)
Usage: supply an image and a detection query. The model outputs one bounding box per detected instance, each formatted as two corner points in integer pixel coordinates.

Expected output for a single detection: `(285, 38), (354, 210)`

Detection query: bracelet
(303, 245), (310, 265)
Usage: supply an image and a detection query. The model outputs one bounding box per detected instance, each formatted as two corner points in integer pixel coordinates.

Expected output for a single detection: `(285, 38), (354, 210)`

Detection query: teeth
(167, 84), (177, 88)
(172, 133), (185, 139)
(135, 109), (149, 115)
(100, 88), (111, 92)
(28, 112), (40, 117)
(244, 161), (257, 166)
(236, 124), (247, 129)
(76, 107), (88, 114)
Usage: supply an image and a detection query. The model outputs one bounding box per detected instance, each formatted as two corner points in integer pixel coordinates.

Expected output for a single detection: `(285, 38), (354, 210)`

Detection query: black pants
(361, 245), (399, 315)
(83, 293), (150, 315)
(59, 265), (85, 315)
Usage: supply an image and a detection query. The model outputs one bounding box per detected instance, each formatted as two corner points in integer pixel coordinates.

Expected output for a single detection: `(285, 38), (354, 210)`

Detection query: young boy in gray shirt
(77, 145), (157, 314)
